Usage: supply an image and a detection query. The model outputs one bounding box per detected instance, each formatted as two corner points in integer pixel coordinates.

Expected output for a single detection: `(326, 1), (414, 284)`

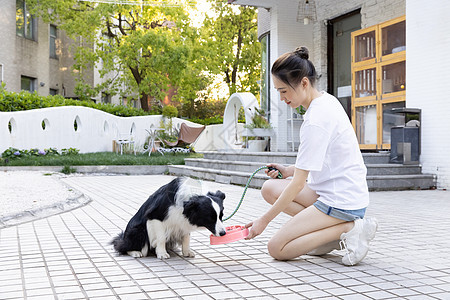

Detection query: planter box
(242, 128), (273, 152)
(248, 139), (268, 152)
(242, 128), (274, 137)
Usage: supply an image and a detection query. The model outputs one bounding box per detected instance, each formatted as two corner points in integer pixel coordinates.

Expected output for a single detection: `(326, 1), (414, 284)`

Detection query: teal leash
(223, 166), (282, 222)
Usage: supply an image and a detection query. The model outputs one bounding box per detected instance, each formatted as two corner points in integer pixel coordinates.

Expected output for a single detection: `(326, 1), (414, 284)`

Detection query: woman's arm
(245, 168), (309, 239)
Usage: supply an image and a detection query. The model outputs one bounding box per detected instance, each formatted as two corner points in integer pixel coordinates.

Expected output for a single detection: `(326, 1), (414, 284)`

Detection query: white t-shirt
(295, 92), (369, 210)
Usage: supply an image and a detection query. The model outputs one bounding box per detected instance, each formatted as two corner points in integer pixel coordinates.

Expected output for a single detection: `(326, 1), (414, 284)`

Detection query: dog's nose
(219, 230), (226, 236)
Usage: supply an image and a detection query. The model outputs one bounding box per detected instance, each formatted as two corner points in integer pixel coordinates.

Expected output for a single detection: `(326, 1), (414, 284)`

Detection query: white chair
(115, 133), (136, 155)
(143, 127), (165, 156)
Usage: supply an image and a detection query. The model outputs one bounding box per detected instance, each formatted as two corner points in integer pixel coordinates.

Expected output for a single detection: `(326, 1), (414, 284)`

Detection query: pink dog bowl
(210, 225), (249, 245)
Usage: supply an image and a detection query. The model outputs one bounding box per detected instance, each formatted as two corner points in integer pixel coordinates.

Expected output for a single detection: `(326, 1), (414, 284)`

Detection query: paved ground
(1, 173), (450, 300)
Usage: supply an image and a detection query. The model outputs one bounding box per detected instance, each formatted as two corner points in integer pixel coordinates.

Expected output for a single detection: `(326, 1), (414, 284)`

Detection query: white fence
(0, 92), (261, 154)
(0, 106), (206, 153)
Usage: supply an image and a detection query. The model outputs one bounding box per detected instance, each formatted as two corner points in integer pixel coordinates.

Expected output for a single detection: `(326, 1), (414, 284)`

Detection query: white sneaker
(307, 240), (340, 256)
(340, 217), (378, 266)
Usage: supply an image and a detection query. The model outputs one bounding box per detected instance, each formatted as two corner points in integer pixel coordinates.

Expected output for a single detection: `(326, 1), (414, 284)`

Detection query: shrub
(0, 84), (153, 117)
(61, 165), (77, 174)
(244, 107), (272, 129)
(61, 148), (80, 155)
(188, 116), (224, 125)
(1, 147), (79, 160)
(162, 105), (178, 118)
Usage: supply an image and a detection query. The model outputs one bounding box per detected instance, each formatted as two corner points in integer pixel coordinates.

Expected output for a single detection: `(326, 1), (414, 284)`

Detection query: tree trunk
(140, 92), (149, 111)
(230, 28), (243, 95)
(129, 65), (150, 111)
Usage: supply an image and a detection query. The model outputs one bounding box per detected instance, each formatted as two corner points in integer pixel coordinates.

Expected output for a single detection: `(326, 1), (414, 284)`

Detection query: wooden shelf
(351, 15), (406, 150)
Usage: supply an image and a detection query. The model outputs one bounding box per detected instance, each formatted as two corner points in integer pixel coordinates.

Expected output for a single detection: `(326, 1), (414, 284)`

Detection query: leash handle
(267, 166), (283, 179)
(223, 166), (282, 222)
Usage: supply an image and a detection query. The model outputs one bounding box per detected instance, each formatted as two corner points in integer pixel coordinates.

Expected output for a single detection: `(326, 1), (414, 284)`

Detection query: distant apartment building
(0, 0), (87, 98)
(0, 0), (133, 106)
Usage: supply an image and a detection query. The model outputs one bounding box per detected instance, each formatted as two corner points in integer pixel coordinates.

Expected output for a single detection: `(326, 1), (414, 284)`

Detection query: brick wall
(0, 0), (20, 91)
(0, 0), (89, 99)
(313, 0), (405, 91)
(406, 0), (450, 189)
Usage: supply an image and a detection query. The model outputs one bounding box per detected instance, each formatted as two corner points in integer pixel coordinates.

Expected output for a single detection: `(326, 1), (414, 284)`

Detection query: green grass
(0, 152), (202, 166)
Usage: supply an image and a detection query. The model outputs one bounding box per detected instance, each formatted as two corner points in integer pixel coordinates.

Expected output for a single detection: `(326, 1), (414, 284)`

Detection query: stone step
(168, 165), (436, 191)
(168, 165), (267, 188)
(199, 151), (391, 165)
(185, 158), (422, 176)
(367, 174), (436, 191)
(362, 152), (391, 164)
(199, 151), (297, 164)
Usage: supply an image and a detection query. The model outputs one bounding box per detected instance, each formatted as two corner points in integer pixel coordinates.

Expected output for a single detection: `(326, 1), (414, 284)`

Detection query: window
(21, 76), (36, 92)
(102, 92), (111, 104)
(16, 0), (36, 40)
(50, 25), (57, 58)
(49, 88), (58, 95)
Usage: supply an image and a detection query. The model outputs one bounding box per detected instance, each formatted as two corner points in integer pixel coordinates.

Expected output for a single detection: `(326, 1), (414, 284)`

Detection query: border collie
(111, 177), (226, 259)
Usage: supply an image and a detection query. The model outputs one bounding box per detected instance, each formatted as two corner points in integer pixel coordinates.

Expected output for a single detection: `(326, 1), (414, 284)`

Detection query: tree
(200, 1), (261, 97)
(28, 0), (195, 111)
(172, 41), (211, 118)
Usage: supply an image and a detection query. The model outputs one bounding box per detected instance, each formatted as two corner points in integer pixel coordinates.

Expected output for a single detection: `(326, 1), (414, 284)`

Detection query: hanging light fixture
(297, 0), (317, 25)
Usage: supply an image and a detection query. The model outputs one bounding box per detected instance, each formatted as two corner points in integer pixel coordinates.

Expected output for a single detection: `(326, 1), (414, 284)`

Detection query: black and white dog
(111, 177), (226, 259)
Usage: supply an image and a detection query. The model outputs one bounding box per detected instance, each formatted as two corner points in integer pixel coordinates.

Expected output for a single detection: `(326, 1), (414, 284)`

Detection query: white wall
(194, 123), (244, 151)
(0, 106), (205, 154)
(406, 0), (450, 189)
(269, 1), (314, 152)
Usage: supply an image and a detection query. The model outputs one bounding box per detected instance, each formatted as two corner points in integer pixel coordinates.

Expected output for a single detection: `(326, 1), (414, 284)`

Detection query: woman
(245, 46), (378, 266)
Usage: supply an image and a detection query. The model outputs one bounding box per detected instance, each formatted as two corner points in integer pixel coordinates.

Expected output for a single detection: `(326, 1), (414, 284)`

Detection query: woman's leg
(261, 179), (318, 216)
(267, 205), (354, 261)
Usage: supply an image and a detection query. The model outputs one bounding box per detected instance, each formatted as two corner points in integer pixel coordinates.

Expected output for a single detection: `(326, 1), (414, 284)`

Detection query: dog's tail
(110, 232), (128, 255)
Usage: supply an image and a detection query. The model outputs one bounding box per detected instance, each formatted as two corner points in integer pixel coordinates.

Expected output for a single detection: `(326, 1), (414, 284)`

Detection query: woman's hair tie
(294, 46), (309, 60)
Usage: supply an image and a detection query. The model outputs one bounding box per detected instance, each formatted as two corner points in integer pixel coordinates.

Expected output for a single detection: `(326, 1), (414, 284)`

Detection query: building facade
(0, 0), (126, 105)
(231, 0), (450, 189)
(0, 0), (85, 98)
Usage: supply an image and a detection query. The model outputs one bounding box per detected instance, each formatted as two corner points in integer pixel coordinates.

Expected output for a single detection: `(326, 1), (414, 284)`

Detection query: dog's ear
(183, 199), (199, 215)
(208, 190), (225, 201)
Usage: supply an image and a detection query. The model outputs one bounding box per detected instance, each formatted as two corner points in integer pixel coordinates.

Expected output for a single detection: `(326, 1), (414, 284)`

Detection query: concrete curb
(0, 165), (169, 175)
(0, 192), (92, 228)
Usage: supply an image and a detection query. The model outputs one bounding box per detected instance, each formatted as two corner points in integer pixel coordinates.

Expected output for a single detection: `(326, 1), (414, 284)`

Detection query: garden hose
(223, 166), (282, 221)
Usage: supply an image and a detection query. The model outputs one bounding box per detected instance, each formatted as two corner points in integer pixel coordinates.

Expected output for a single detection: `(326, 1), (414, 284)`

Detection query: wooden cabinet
(351, 16), (406, 150)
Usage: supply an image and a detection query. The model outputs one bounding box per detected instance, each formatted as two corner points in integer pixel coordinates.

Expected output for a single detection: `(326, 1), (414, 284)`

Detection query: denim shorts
(313, 200), (366, 221)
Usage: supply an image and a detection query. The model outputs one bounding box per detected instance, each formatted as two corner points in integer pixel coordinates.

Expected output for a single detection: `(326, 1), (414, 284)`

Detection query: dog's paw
(182, 250), (195, 258)
(156, 250), (170, 260)
(127, 251), (143, 258)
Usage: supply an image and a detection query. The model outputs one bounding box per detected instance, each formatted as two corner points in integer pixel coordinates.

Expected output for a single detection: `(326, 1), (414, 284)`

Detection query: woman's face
(272, 76), (308, 109)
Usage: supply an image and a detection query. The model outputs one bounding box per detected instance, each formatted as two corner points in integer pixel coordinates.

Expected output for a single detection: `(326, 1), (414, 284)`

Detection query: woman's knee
(261, 180), (279, 205)
(267, 238), (283, 260)
(267, 236), (292, 261)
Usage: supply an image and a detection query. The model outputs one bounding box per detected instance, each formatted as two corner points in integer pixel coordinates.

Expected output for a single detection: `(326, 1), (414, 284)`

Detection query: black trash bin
(389, 108), (421, 165)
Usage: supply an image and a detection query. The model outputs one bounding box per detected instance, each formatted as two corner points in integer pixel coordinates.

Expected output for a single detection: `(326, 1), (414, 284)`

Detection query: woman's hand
(265, 163), (286, 179)
(245, 217), (270, 240)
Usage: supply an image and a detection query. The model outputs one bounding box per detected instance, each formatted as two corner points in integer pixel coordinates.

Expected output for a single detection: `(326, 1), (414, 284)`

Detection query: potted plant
(244, 107), (273, 151)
